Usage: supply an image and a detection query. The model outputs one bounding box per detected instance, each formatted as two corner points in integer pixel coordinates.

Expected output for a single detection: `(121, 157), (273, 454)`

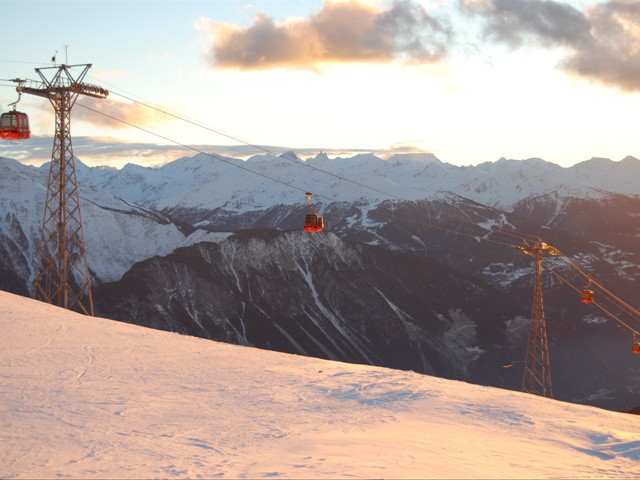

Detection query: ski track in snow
(1, 291), (640, 479)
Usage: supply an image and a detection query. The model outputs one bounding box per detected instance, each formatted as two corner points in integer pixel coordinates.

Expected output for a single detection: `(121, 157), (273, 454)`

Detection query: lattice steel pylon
(18, 64), (108, 315)
(517, 237), (559, 398)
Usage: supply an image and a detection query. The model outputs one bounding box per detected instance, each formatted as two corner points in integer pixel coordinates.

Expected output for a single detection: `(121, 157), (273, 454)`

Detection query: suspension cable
(76, 101), (533, 252)
(544, 262), (640, 335)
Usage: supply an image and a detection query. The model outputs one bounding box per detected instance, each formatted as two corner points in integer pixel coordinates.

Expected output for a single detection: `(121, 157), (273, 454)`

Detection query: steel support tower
(517, 238), (559, 398)
(19, 64), (108, 315)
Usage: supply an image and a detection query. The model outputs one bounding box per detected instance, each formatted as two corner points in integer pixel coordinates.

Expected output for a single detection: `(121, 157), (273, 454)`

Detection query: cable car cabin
(0, 111), (30, 141)
(632, 342), (640, 354)
(304, 212), (324, 232)
(580, 289), (594, 303)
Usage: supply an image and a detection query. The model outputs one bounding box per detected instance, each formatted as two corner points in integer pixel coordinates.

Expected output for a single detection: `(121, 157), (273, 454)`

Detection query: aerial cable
(554, 249), (640, 321)
(545, 265), (637, 331)
(108, 90), (432, 203)
(79, 73), (389, 201)
(544, 263), (640, 335)
(71, 69), (554, 249)
(73, 75), (592, 252)
(75, 102), (530, 250)
(0, 59), (52, 66)
(75, 101), (339, 203)
(80, 76), (542, 244)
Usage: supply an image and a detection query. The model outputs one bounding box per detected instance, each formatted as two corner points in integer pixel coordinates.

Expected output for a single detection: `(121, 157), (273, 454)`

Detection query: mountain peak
(280, 150), (299, 161)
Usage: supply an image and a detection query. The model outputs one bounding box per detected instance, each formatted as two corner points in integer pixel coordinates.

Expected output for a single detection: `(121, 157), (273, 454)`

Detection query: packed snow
(1, 290), (639, 478)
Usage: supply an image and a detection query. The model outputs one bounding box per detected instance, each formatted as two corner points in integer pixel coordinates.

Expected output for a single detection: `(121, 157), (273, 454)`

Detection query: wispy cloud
(197, 0), (453, 69)
(462, 0), (640, 91)
(0, 136), (188, 168)
(0, 136), (434, 168)
(73, 97), (167, 129)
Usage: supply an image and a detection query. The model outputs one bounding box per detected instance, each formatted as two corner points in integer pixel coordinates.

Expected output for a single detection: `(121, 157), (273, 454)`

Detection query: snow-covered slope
(1, 290), (638, 479)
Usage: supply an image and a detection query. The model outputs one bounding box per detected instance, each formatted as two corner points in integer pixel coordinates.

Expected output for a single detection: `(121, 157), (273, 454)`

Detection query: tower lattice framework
(518, 238), (558, 398)
(20, 64), (108, 315)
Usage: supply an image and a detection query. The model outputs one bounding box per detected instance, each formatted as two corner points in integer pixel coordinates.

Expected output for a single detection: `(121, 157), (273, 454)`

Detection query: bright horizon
(1, 0), (639, 169)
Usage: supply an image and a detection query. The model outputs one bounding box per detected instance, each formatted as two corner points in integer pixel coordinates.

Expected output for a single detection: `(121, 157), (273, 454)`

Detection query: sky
(1, 0), (639, 168)
(2, 289), (639, 478)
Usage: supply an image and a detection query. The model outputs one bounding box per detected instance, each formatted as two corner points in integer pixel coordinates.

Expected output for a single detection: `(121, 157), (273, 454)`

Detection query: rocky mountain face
(3, 153), (640, 411)
(93, 229), (523, 391)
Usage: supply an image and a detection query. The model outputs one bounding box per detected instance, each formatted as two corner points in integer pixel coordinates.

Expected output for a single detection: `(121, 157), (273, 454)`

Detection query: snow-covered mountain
(0, 157), (229, 291)
(75, 152), (640, 213)
(1, 290), (639, 479)
(3, 153), (640, 413)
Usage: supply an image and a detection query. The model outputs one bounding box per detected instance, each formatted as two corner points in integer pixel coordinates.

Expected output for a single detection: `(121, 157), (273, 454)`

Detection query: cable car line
(544, 263), (640, 336)
(108, 89), (451, 212)
(75, 101), (342, 204)
(75, 67), (558, 252)
(69, 76), (537, 248)
(76, 100), (534, 252)
(83, 79), (540, 247)
(76, 79), (605, 259)
(0, 59), (53, 67)
(554, 249), (640, 322)
(543, 264), (640, 335)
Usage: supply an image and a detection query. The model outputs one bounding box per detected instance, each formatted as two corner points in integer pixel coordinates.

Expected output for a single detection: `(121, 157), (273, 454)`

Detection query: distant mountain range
(2, 152), (640, 411)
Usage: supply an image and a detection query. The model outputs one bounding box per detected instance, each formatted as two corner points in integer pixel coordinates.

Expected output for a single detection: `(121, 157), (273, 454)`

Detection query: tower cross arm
(19, 81), (109, 100)
(517, 239), (559, 257)
(69, 82), (109, 99)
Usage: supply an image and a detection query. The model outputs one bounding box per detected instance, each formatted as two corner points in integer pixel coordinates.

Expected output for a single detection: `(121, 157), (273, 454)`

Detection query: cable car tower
(517, 237), (559, 399)
(15, 64), (108, 315)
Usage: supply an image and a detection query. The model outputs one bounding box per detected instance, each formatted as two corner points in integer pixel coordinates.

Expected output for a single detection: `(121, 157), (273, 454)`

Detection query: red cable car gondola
(632, 342), (640, 354)
(303, 192), (324, 233)
(1, 81), (30, 141)
(580, 289), (594, 303)
(0, 110), (31, 141)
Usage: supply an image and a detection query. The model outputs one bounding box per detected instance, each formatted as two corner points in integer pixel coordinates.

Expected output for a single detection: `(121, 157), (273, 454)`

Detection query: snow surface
(1, 290), (639, 479)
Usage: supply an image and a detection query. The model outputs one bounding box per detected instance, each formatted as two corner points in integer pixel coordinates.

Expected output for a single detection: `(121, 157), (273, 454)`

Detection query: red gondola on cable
(0, 110), (30, 141)
(303, 192), (324, 232)
(580, 289), (594, 303)
(632, 342), (640, 354)
(1, 81), (30, 141)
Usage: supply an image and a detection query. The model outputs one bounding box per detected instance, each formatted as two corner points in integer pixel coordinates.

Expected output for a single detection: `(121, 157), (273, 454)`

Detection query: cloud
(462, 0), (640, 91)
(197, 0), (453, 69)
(73, 97), (166, 129)
(0, 135), (194, 169)
(566, 1), (640, 91)
(0, 136), (436, 169)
